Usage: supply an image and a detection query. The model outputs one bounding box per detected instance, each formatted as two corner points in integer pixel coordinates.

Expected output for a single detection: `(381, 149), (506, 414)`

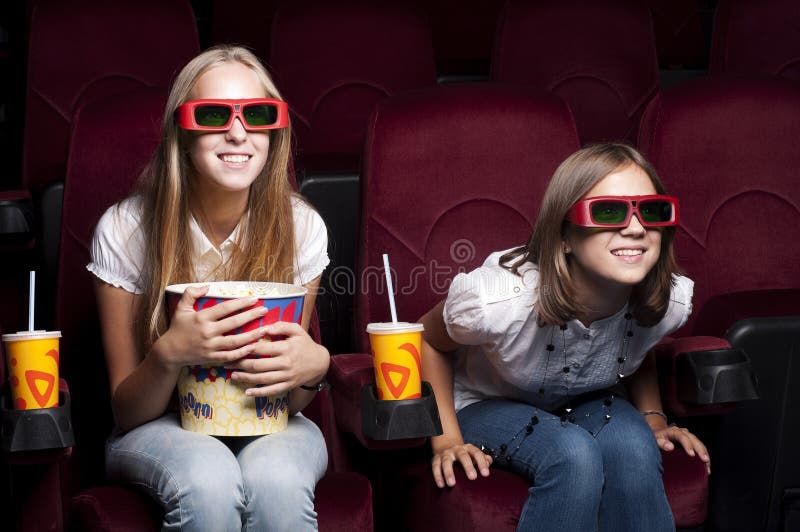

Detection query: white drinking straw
(28, 270), (36, 331)
(382, 254), (398, 324)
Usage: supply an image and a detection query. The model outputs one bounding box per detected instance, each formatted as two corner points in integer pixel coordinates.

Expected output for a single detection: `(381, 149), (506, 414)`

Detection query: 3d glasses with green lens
(175, 98), (289, 131)
(566, 195), (680, 228)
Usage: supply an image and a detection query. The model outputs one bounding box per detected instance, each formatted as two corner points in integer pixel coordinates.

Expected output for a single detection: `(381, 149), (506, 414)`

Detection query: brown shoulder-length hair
(134, 45), (295, 350)
(500, 143), (680, 327)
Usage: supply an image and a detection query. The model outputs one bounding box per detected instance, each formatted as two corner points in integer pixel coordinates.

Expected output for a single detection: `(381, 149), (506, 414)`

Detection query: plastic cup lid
(366, 322), (424, 334)
(2, 330), (62, 341)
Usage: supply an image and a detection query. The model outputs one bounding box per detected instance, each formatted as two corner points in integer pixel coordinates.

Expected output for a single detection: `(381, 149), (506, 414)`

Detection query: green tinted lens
(194, 105), (232, 127)
(242, 104), (278, 126)
(591, 201), (628, 224)
(639, 200), (672, 223)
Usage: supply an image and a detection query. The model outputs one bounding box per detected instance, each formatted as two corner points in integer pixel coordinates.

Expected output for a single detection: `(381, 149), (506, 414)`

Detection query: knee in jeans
(541, 428), (603, 493)
(609, 426), (662, 471)
(243, 462), (314, 508)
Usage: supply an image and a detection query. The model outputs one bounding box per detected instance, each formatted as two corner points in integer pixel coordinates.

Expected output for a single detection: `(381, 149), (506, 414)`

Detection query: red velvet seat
(638, 76), (800, 337)
(23, 0), (199, 194)
(491, 0), (660, 145)
(8, 0), (201, 332)
(329, 82), (710, 530)
(639, 75), (800, 532)
(51, 87), (372, 531)
(269, 0), (437, 173)
(710, 0), (800, 81)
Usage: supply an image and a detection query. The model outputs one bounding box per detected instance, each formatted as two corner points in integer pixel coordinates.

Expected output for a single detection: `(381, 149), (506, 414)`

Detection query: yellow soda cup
(3, 330), (61, 410)
(366, 322), (424, 400)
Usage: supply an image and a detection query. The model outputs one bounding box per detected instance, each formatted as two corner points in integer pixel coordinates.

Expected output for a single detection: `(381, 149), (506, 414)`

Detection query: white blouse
(444, 249), (694, 412)
(87, 195), (329, 292)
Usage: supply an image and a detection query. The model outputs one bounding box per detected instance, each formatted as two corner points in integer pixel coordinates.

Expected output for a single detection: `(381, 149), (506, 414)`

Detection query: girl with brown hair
(420, 143), (710, 531)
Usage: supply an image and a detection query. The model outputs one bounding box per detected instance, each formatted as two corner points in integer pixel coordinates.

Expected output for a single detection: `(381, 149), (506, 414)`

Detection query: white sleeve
(292, 198), (330, 286)
(659, 274), (695, 336)
(443, 269), (490, 346)
(86, 199), (145, 294)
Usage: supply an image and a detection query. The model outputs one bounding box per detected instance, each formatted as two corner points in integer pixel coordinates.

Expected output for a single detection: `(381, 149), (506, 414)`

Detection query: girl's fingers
(455, 447), (479, 481)
(441, 454), (457, 487)
(177, 285), (209, 309)
(656, 435), (675, 452)
(431, 458), (446, 489)
(262, 321), (305, 338)
(200, 296), (260, 321)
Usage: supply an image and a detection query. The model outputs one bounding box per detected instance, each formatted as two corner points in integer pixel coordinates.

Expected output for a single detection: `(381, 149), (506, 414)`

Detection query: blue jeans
(458, 395), (674, 532)
(106, 412), (328, 532)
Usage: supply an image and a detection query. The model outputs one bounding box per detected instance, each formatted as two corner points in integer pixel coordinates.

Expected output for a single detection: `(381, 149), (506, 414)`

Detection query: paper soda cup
(2, 330), (61, 410)
(166, 282), (306, 436)
(366, 322), (424, 400)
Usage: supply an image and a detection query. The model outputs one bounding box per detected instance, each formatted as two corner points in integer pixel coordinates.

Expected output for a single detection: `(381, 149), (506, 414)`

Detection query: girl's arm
(96, 280), (272, 431)
(228, 275), (330, 415)
(420, 300), (492, 488)
(626, 350), (711, 474)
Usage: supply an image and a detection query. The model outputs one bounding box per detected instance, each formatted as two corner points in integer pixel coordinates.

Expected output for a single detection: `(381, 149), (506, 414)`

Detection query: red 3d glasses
(175, 98), (289, 131)
(566, 195), (680, 228)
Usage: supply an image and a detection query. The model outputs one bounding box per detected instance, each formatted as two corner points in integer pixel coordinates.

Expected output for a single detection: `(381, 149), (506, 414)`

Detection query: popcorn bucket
(166, 282), (306, 436)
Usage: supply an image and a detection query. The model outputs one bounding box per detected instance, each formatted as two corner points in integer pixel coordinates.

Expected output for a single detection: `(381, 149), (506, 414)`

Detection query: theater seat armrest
(655, 337), (736, 417)
(0, 189), (35, 249)
(329, 354), (426, 449)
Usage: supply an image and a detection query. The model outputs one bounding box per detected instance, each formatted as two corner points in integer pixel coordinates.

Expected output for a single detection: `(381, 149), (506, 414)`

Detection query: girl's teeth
(612, 249), (643, 256)
(221, 155), (249, 163)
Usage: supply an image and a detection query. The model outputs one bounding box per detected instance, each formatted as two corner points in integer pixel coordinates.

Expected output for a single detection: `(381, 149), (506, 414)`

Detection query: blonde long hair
(501, 143), (679, 327)
(135, 45), (295, 350)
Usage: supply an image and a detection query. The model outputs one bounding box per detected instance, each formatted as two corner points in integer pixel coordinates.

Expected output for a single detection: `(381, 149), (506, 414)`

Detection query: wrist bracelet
(640, 410), (668, 424)
(299, 379), (326, 392)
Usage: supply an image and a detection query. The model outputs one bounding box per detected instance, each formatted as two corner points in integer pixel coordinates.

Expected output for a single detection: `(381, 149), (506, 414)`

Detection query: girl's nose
(621, 213), (647, 236)
(225, 117), (247, 142)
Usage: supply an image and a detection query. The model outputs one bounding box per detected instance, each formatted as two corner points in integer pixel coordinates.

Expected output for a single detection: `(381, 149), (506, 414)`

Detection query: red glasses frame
(566, 194), (680, 228)
(174, 98), (289, 131)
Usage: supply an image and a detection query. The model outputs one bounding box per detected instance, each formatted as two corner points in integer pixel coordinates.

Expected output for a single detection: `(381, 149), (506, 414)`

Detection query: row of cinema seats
(4, 74), (799, 531)
(0, 0), (799, 530)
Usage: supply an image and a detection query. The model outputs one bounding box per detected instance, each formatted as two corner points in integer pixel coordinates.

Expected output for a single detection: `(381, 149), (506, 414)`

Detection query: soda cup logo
(379, 342), (422, 399)
(10, 347), (59, 409)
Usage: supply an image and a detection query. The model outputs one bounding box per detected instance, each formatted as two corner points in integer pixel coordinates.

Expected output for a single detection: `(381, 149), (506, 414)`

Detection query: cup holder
(360, 381), (443, 440)
(1, 388), (75, 452)
(676, 348), (759, 404)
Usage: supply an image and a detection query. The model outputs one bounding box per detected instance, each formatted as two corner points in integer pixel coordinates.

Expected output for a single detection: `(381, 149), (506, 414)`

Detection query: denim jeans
(458, 395), (675, 532)
(106, 412), (328, 532)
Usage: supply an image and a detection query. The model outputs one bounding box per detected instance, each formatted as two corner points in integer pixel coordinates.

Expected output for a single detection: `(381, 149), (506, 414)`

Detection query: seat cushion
(69, 472), (373, 532)
(396, 450), (706, 531)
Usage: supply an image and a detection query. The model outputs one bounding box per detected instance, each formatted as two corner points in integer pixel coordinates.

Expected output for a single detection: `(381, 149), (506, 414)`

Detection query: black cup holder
(1, 388), (75, 452)
(676, 347), (759, 404)
(361, 381), (443, 440)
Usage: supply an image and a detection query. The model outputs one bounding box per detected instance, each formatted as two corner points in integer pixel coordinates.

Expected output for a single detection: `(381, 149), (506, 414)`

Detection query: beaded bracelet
(640, 410), (668, 424)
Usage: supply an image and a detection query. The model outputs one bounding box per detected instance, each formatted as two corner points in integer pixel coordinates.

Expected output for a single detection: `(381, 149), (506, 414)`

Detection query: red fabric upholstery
(661, 445), (710, 527)
(492, 0), (659, 145)
(56, 88), (372, 530)
(638, 77), (800, 336)
(355, 82), (579, 352)
(710, 0), (800, 81)
(270, 0), (437, 172)
(22, 0), (199, 193)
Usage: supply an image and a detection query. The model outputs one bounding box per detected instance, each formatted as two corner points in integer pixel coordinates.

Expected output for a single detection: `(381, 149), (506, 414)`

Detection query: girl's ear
(562, 241), (571, 254)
